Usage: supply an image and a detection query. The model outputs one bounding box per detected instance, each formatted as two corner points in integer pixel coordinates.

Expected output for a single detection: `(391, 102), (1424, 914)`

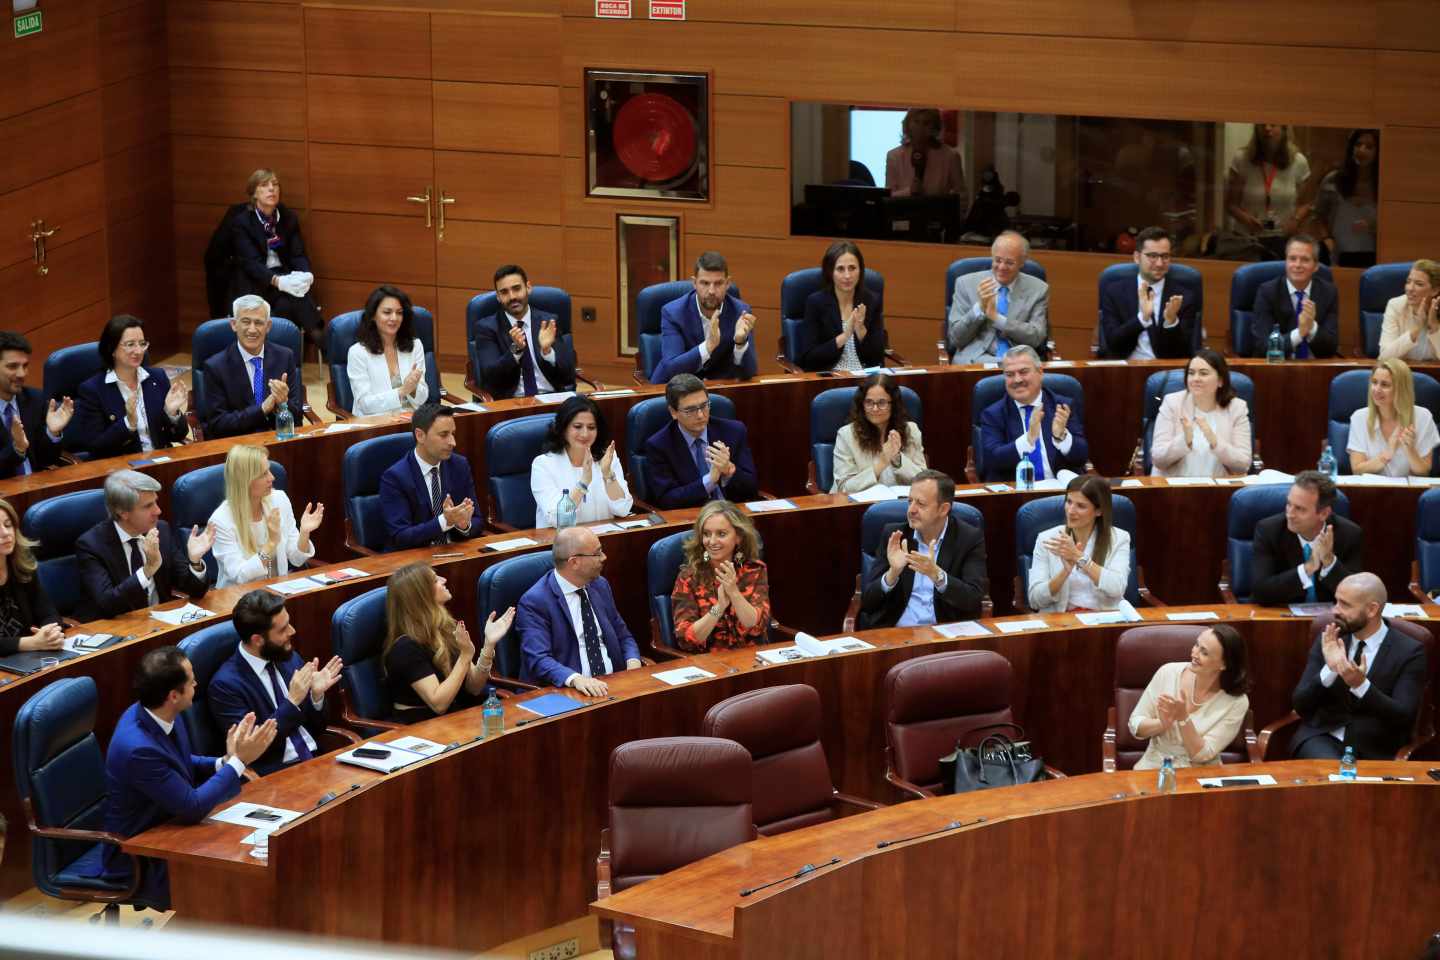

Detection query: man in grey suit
(946, 230), (1049, 364)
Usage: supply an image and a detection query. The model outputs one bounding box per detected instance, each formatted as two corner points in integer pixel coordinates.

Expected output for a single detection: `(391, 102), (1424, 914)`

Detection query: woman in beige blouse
(1150, 348), (1252, 478)
(1378, 259), (1440, 362)
(1129, 625), (1251, 769)
(830, 373), (926, 493)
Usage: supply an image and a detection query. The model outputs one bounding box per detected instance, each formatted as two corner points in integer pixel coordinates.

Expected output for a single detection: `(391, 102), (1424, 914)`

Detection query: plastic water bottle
(1265, 324), (1285, 363)
(1339, 745), (1358, 780)
(556, 490), (577, 529)
(1157, 756), (1177, 795)
(1015, 456), (1035, 491)
(275, 403), (295, 440)
(482, 690), (504, 739)
(1318, 441), (1337, 479)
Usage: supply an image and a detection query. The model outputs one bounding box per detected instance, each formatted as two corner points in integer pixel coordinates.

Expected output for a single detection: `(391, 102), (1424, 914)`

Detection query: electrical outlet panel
(528, 937), (580, 960)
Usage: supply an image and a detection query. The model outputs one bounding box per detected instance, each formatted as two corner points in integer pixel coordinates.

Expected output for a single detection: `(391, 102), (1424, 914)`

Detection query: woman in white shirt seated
(1027, 475), (1130, 613)
(830, 373), (927, 493)
(346, 284), (429, 415)
(1128, 625), (1251, 769)
(1150, 348), (1252, 479)
(530, 395), (633, 527)
(1347, 357), (1439, 477)
(209, 443), (323, 587)
(1378, 259), (1440, 362)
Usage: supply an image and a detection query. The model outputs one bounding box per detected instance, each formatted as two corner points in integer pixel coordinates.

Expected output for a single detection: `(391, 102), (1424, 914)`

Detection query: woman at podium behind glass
(884, 108), (968, 211)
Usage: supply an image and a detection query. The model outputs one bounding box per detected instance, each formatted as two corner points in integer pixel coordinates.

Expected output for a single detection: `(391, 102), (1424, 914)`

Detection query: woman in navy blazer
(70, 314), (189, 459)
(799, 241), (887, 372)
(230, 168), (324, 357)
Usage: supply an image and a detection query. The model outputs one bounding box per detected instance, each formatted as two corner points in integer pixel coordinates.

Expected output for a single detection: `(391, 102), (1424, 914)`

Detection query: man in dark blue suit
(643, 374), (759, 509)
(208, 590), (343, 776)
(200, 295), (306, 438)
(1098, 226), (1200, 359)
(0, 331), (72, 478)
(518, 526), (642, 695)
(650, 251), (758, 384)
(102, 646), (276, 910)
(978, 345), (1088, 482)
(1249, 234), (1340, 359)
(473, 264), (578, 398)
(379, 402), (478, 550)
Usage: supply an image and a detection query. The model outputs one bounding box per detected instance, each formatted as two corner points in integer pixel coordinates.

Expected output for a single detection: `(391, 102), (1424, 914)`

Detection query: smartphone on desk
(353, 747), (390, 760)
(245, 809), (283, 822)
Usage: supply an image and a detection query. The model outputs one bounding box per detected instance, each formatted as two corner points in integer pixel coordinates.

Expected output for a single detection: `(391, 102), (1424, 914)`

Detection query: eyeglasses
(678, 401), (710, 417)
(1140, 252), (1172, 262)
(863, 399), (892, 410)
(119, 340), (149, 351)
(570, 550), (605, 560)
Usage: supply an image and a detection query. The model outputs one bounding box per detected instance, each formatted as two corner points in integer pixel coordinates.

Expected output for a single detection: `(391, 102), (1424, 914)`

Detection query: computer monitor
(883, 194), (964, 244)
(801, 183), (889, 239)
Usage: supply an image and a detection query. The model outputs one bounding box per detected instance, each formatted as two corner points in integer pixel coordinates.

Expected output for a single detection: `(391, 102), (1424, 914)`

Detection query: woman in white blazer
(1027, 475), (1130, 613)
(530, 395), (633, 527)
(1150, 348), (1252, 478)
(1377, 260), (1440, 362)
(830, 373), (927, 493)
(347, 284), (430, 415)
(209, 444), (322, 587)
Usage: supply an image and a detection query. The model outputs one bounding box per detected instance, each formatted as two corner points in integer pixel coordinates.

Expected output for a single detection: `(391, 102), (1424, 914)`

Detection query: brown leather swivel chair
(702, 684), (882, 836)
(596, 737), (757, 959)
(1103, 624), (1260, 772)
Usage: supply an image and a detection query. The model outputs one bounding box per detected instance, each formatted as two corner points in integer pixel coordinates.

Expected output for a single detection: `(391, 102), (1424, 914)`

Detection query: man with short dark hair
(0, 330), (72, 477)
(1252, 470), (1364, 605)
(473, 264), (577, 398)
(650, 252), (758, 383)
(199, 294), (306, 438)
(1099, 226), (1200, 359)
(207, 590), (343, 776)
(379, 402), (478, 550)
(642, 374), (758, 508)
(1249, 234), (1339, 358)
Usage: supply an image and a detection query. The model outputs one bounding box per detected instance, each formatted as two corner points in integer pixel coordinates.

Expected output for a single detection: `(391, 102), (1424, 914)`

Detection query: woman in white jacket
(347, 284), (429, 415)
(209, 444), (321, 587)
(1027, 475), (1130, 612)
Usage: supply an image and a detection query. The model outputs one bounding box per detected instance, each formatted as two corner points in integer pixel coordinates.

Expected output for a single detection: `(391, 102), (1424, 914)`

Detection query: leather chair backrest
(485, 413), (553, 528)
(326, 306), (441, 414)
(779, 268), (886, 366)
(1139, 369), (1256, 475)
(1015, 494), (1142, 606)
(701, 684), (836, 836)
(1416, 488), (1440, 597)
(1225, 484), (1352, 602)
(1229, 261), (1333, 357)
(178, 621), (243, 757)
(859, 500), (984, 586)
(42, 344), (106, 407)
(884, 650), (1014, 792)
(634, 281), (742, 383)
(646, 531), (689, 655)
(331, 586), (391, 732)
(22, 490), (109, 619)
(1328, 369), (1440, 475)
(625, 393), (738, 505)
(476, 550), (554, 680)
(191, 316), (304, 425)
(1095, 262), (1204, 357)
(970, 373), (1084, 482)
(466, 287), (575, 389)
(341, 431), (415, 552)
(1358, 263), (1411, 359)
(172, 460), (288, 583)
(607, 736), (755, 892)
(810, 386), (922, 493)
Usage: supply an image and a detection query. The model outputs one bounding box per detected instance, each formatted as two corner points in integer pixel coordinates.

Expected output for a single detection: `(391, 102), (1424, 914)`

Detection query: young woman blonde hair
(384, 562), (460, 672)
(679, 500), (763, 585)
(209, 443), (321, 587)
(222, 444), (270, 559)
(1367, 357), (1417, 435)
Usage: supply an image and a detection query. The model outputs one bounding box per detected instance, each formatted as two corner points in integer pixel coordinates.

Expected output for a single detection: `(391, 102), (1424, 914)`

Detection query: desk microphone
(515, 695), (618, 726)
(875, 816), (985, 849)
(442, 735), (484, 753)
(739, 856), (842, 897)
(315, 782), (363, 808)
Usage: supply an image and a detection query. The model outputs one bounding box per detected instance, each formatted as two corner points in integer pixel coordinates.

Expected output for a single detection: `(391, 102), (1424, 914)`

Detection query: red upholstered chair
(1103, 625), (1260, 772)
(596, 737), (757, 959)
(702, 684), (882, 836)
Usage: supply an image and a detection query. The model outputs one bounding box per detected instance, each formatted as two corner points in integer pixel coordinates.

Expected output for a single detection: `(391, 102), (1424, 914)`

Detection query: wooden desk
(592, 760), (1440, 960)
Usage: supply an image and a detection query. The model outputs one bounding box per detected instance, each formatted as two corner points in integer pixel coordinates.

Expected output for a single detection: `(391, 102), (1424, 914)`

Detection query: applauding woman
(799, 241), (887, 373)
(347, 285), (429, 416)
(0, 498), (63, 655)
(383, 563), (514, 723)
(1347, 358), (1439, 477)
(1128, 625), (1251, 768)
(209, 444), (322, 587)
(530, 395), (633, 527)
(1378, 260), (1440, 362)
(70, 315), (189, 459)
(1027, 475), (1131, 612)
(831, 373), (927, 493)
(1150, 348), (1252, 478)
(672, 501), (770, 652)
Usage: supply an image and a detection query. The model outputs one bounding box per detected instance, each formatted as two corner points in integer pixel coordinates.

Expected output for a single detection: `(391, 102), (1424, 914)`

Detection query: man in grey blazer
(946, 231), (1049, 364)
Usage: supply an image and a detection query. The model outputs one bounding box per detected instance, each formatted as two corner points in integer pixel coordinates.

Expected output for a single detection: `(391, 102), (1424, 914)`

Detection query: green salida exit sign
(14, 10), (43, 39)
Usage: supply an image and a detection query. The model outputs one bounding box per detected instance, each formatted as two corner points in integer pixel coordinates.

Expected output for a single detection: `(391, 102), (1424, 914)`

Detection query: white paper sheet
(1164, 476), (1216, 486)
(1166, 611), (1221, 621)
(453, 401), (488, 413)
(932, 621), (993, 638)
(848, 485), (908, 503)
(589, 389), (638, 398)
(268, 577), (321, 596)
(996, 619), (1048, 634)
(322, 422), (359, 433)
(652, 667), (716, 685)
(1383, 603), (1427, 619)
(587, 523), (624, 534)
(616, 519), (653, 529)
(1196, 774), (1277, 787)
(534, 391), (575, 404)
(745, 499), (797, 512)
(210, 801), (304, 831)
(150, 603), (215, 625)
(485, 537), (541, 552)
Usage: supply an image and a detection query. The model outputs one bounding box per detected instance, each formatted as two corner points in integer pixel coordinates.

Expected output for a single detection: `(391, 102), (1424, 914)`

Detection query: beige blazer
(830, 421), (927, 494)
(1378, 295), (1440, 362)
(1150, 392), (1251, 478)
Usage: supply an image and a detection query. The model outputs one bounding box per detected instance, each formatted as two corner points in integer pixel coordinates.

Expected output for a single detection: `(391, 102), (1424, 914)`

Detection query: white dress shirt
(346, 339), (429, 415)
(106, 367), (154, 450)
(1294, 528), (1338, 594)
(530, 450), (633, 527)
(209, 491), (315, 588)
(879, 520), (950, 627)
(505, 306), (557, 397)
(1130, 275), (1180, 360)
(414, 451), (470, 534)
(236, 644), (320, 764)
(1318, 622), (1387, 741)
(553, 571), (613, 685)
(114, 521), (160, 606)
(1011, 397), (1072, 479)
(694, 295), (751, 367)
(146, 707), (246, 776)
(1286, 279), (1315, 349)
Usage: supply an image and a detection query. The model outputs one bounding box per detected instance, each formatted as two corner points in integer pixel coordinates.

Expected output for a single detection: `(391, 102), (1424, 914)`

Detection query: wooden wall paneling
(305, 7), (432, 80)
(1376, 53), (1440, 126)
(561, 158), (615, 230)
(305, 211), (438, 287)
(562, 225), (614, 296)
(437, 222), (563, 292)
(1380, 127), (1440, 206)
(560, 0), (953, 30)
(168, 0), (304, 72)
(431, 13), (561, 85)
(0, 164), (105, 271)
(434, 82), (561, 155)
(681, 234), (805, 311)
(170, 68), (307, 140)
(684, 166), (789, 239)
(3, 230), (109, 330)
(436, 286), (478, 370)
(308, 143), (436, 217)
(173, 202), (232, 329)
(33, 302), (110, 358)
(108, 212), (176, 326)
(102, 69), (170, 156)
(560, 85), (583, 158)
(1377, 201), (1440, 262)
(714, 95), (787, 169)
(566, 295), (617, 374)
(101, 0), (166, 86)
(104, 140), (171, 228)
(1377, 1), (1440, 52)
(0, 0), (100, 123)
(307, 75), (434, 148)
(171, 136), (309, 207)
(435, 151), (564, 224)
(0, 92), (104, 196)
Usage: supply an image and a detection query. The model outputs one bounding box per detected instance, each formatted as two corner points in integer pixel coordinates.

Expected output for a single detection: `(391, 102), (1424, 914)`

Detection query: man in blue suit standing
(102, 646), (276, 910)
(380, 402), (478, 550)
(979, 345), (1088, 482)
(643, 374), (759, 508)
(200, 295), (307, 438)
(650, 251), (758, 384)
(518, 526), (642, 696)
(208, 590), (343, 777)
(473, 264), (578, 398)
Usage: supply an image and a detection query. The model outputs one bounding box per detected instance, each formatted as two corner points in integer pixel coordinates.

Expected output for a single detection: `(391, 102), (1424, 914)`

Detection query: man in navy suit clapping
(643, 374), (759, 509)
(379, 402), (479, 550)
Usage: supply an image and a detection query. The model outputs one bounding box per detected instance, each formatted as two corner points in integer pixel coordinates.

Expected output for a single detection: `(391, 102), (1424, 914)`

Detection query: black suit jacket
(230, 202), (312, 294)
(208, 649), (328, 776)
(1098, 271), (1199, 359)
(69, 367), (188, 459)
(1291, 619), (1427, 759)
(858, 518), (987, 628)
(1249, 274), (1340, 359)
(75, 519), (209, 623)
(0, 575), (61, 655)
(1251, 513), (1363, 606)
(473, 309), (577, 398)
(200, 343), (305, 438)
(798, 288), (887, 371)
(0, 386), (64, 478)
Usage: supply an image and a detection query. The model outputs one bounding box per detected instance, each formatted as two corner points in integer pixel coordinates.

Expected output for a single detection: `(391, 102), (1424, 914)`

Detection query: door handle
(437, 190), (455, 242)
(28, 219), (58, 277)
(405, 187), (433, 228)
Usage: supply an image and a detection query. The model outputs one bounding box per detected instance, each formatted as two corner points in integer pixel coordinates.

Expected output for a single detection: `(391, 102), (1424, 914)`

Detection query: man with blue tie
(978, 345), (1088, 483)
(380, 402), (479, 550)
(1249, 235), (1339, 359)
(946, 231), (1050, 364)
(0, 332), (72, 478)
(208, 589), (343, 776)
(1252, 471), (1364, 606)
(199, 295), (306, 438)
(643, 374), (759, 509)
(518, 526), (642, 696)
(101, 646), (276, 910)
(1098, 226), (1200, 359)
(650, 252), (758, 384)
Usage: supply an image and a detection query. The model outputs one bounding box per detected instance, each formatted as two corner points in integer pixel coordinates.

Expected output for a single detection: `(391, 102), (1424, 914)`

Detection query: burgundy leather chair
(702, 684), (881, 836)
(596, 737), (757, 959)
(1103, 624), (1260, 772)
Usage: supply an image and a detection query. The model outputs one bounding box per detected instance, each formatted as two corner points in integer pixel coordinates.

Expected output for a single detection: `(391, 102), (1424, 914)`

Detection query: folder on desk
(516, 693), (588, 718)
(337, 741), (437, 774)
(0, 649), (81, 675)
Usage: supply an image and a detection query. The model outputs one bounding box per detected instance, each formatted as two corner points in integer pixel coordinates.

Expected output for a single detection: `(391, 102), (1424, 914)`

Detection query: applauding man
(1250, 235), (1339, 359)
(200, 295), (306, 438)
(643, 374), (759, 509)
(978, 345), (1088, 482)
(381, 403), (478, 550)
(0, 331), (72, 477)
(651, 251), (758, 383)
(474, 264), (578, 398)
(1252, 471), (1363, 606)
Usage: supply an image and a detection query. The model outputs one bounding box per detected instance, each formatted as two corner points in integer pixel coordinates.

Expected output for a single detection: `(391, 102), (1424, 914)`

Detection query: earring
(735, 552), (743, 564)
(702, 550), (710, 563)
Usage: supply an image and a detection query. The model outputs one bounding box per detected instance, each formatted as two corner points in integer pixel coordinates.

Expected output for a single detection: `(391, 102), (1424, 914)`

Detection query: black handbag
(938, 723), (1045, 794)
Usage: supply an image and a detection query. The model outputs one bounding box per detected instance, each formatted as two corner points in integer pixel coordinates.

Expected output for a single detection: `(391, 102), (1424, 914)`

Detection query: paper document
(1409, 475), (1440, 487)
(745, 499), (797, 512)
(1166, 611), (1220, 621)
(454, 401), (488, 413)
(388, 736), (445, 755)
(796, 633), (873, 656)
(1119, 478), (1144, 488)
(653, 667), (716, 686)
(1196, 774), (1277, 787)
(589, 389), (637, 398)
(1164, 476), (1215, 486)
(1043, 360), (1076, 367)
(1383, 603), (1427, 619)
(616, 519), (653, 529)
(996, 619), (1048, 634)
(1029, 478), (1066, 491)
(1243, 470), (1294, 486)
(932, 621), (993, 638)
(485, 537), (540, 552)
(1086, 359), (1128, 366)
(756, 647), (811, 664)
(534, 391), (575, 404)
(587, 523), (624, 534)
(65, 633), (116, 652)
(211, 801), (304, 832)
(885, 368), (929, 376)
(337, 741), (434, 774)
(1075, 601), (1142, 626)
(268, 577), (321, 596)
(1335, 474), (1408, 487)
(322, 422), (359, 433)
(985, 483), (1012, 493)
(1327, 774), (1389, 783)
(308, 568), (368, 585)
(848, 485), (908, 503)
(1287, 603), (1331, 617)
(150, 603), (215, 625)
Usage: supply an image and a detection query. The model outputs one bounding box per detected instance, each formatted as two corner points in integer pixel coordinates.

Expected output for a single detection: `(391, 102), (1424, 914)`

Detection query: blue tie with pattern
(1022, 404), (1046, 479)
(251, 356), (266, 406)
(265, 661), (313, 762)
(1293, 291), (1310, 360)
(994, 285), (1010, 358)
(1302, 542), (1316, 602)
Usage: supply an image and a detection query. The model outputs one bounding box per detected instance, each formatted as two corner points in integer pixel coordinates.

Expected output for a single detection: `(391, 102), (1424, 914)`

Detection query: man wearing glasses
(642, 373), (759, 509)
(1099, 225), (1200, 359)
(947, 230), (1050, 364)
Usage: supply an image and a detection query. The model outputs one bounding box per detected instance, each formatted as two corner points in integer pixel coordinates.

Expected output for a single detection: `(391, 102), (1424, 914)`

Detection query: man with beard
(208, 589), (343, 776)
(651, 251), (758, 384)
(474, 264), (578, 398)
(0, 330), (72, 477)
(1290, 572), (1427, 760)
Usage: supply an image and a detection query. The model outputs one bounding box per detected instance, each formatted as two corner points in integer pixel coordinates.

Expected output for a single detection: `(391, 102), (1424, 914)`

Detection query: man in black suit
(199, 295), (305, 438)
(859, 470), (987, 629)
(473, 264), (577, 398)
(1249, 234), (1339, 358)
(1290, 572), (1427, 760)
(1252, 470), (1364, 606)
(1098, 226), (1200, 359)
(75, 470), (213, 622)
(0, 331), (72, 478)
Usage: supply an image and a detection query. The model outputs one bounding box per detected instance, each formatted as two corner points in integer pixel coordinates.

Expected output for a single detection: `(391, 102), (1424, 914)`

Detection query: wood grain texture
(1378, 200), (1440, 263)
(1378, 0), (1440, 52)
(431, 12), (562, 85)
(101, 68), (170, 156)
(307, 75), (434, 148)
(685, 166), (789, 239)
(168, 0), (304, 72)
(100, 0), (166, 86)
(435, 150), (564, 224)
(107, 210), (177, 326)
(1381, 126), (1440, 206)
(1, 230), (109, 332)
(561, 0), (954, 30)
(305, 7), (432, 80)
(308, 143), (435, 217)
(436, 285), (478, 366)
(0, 163), (105, 271)
(314, 278), (439, 330)
(560, 84), (583, 158)
(0, 0), (100, 122)
(437, 221), (563, 291)
(169, 67), (306, 140)
(305, 210), (438, 286)
(434, 81), (561, 155)
(1376, 52), (1440, 126)
(563, 225), (615, 297)
(171, 136), (309, 207)
(0, 92), (104, 195)
(714, 95), (787, 169)
(104, 139), (171, 227)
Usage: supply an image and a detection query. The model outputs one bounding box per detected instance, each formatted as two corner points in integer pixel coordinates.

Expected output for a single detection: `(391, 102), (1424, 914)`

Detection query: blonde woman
(209, 444), (322, 587)
(0, 497), (64, 654)
(1378, 260), (1440, 362)
(671, 500), (770, 652)
(1347, 358), (1439, 477)
(383, 563), (514, 722)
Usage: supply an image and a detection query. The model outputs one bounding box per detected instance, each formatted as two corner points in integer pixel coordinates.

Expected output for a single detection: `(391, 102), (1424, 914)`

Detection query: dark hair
(134, 646), (190, 709)
(0, 332), (32, 356)
(1134, 226), (1172, 250)
(1067, 475), (1114, 566)
(665, 373), (707, 410)
(411, 402), (454, 436)
(1286, 233), (1320, 260)
(1209, 624), (1252, 696)
(901, 108), (943, 148)
(911, 468), (955, 503)
(357, 285), (416, 354)
(98, 315), (146, 370)
(233, 589), (285, 646)
(694, 251), (728, 275)
(1189, 348), (1236, 408)
(848, 373), (910, 456)
(493, 263), (528, 287)
(1293, 470), (1337, 511)
(820, 240), (875, 308)
(542, 395), (610, 455)
(1336, 129), (1379, 199)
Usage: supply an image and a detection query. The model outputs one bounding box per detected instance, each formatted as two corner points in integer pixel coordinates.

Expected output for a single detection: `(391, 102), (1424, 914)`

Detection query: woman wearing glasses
(70, 314), (189, 459)
(830, 373), (927, 493)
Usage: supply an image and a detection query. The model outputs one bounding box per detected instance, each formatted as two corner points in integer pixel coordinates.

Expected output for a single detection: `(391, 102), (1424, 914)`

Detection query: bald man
(1290, 573), (1427, 760)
